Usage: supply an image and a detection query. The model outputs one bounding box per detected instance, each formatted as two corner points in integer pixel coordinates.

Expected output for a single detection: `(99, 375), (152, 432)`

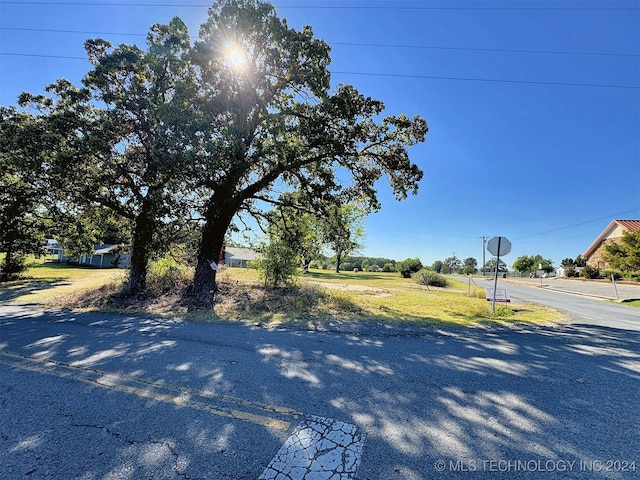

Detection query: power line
(277, 4), (639, 11)
(2, 27), (637, 58)
(1, 52), (636, 89)
(0, 52), (88, 60)
(0, 27), (145, 38)
(0, 1), (637, 10)
(330, 70), (639, 89)
(331, 41), (639, 58)
(512, 207), (640, 241)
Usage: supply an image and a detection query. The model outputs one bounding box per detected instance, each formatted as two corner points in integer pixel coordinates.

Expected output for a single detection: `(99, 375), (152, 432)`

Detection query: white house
(45, 240), (130, 268)
(223, 246), (258, 268)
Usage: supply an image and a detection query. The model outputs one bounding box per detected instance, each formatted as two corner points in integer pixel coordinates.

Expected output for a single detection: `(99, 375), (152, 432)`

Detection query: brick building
(582, 219), (640, 270)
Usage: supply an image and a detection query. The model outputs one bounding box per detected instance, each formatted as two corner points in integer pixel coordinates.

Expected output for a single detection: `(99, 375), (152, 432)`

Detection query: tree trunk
(302, 258), (312, 274)
(335, 252), (342, 273)
(184, 197), (237, 309)
(1, 248), (13, 281)
(125, 200), (156, 296)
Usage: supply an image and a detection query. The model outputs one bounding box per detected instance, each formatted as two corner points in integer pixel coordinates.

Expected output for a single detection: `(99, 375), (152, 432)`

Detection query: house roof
(225, 247), (258, 262)
(583, 219), (640, 258)
(93, 244), (120, 255)
(615, 220), (640, 233)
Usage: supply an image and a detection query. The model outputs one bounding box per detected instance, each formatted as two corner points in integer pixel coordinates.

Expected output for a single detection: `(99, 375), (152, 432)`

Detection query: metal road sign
(487, 236), (511, 257)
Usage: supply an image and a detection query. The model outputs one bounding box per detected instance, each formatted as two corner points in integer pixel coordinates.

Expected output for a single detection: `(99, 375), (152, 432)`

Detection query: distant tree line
(310, 256), (398, 272)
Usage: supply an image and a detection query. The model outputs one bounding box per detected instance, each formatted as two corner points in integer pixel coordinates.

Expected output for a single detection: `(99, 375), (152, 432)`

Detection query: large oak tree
(0, 107), (49, 279)
(185, 0), (427, 306)
(15, 0), (428, 306)
(21, 18), (202, 295)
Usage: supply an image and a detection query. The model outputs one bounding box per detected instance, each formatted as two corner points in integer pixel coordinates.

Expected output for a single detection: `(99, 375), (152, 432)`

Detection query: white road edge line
(259, 415), (366, 480)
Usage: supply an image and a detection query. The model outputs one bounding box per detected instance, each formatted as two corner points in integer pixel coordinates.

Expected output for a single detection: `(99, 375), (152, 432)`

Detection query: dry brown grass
(3, 263), (565, 328)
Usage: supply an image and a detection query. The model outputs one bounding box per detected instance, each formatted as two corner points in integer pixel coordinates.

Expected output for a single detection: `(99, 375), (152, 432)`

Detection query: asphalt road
(462, 276), (640, 331)
(1, 286), (639, 479)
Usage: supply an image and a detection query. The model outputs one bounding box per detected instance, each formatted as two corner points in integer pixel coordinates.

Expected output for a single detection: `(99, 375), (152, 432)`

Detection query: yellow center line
(0, 350), (300, 431)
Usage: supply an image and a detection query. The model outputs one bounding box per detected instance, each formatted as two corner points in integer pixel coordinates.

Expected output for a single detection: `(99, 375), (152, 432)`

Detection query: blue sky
(1, 0), (638, 267)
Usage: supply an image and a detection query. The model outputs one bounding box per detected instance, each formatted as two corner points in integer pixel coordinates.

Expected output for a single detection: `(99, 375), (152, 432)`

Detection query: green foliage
(603, 269), (622, 280)
(513, 255), (535, 273)
(492, 306), (515, 317)
(0, 108), (48, 281)
(461, 257), (477, 275)
(397, 257), (423, 278)
(8, 0), (428, 302)
(563, 265), (579, 277)
(561, 255), (586, 269)
(0, 253), (27, 281)
(18, 17), (202, 296)
(146, 253), (191, 295)
(533, 255), (555, 273)
(320, 204), (366, 273)
(581, 264), (601, 279)
(265, 193), (323, 273)
(560, 257), (576, 267)
(512, 254), (554, 273)
(415, 269), (448, 287)
(485, 258), (509, 272)
(309, 258), (329, 270)
(337, 256), (396, 271)
(188, 0), (426, 296)
(442, 256), (462, 274)
(431, 260), (443, 273)
(382, 263), (395, 272)
(255, 238), (299, 288)
(604, 230), (640, 273)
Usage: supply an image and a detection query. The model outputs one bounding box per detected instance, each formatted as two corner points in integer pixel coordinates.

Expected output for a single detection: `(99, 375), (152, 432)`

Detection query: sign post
(486, 236), (512, 313)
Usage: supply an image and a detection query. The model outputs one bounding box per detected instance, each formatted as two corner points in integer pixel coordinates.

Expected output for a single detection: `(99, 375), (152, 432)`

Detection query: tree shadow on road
(1, 307), (639, 479)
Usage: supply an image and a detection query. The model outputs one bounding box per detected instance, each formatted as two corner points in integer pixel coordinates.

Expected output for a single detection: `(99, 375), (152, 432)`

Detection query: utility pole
(480, 236), (487, 276)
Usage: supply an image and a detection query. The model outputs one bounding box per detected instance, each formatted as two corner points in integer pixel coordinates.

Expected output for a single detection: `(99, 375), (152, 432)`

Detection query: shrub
(0, 253), (27, 282)
(602, 270), (622, 280)
(309, 259), (321, 269)
(255, 238), (299, 288)
(146, 253), (191, 294)
(397, 257), (423, 278)
(461, 265), (476, 275)
(382, 262), (395, 272)
(414, 269), (448, 287)
(493, 306), (514, 317)
(581, 265), (601, 279)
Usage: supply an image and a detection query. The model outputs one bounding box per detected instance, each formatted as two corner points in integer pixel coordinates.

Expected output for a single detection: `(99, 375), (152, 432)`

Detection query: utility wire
(512, 207), (640, 241)
(1, 52), (637, 89)
(330, 70), (638, 89)
(0, 52), (88, 60)
(2, 27), (637, 58)
(0, 27), (145, 39)
(0, 1), (637, 10)
(331, 41), (639, 58)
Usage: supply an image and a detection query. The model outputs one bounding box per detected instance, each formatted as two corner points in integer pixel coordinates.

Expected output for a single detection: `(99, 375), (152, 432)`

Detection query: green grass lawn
(0, 261), (124, 304)
(621, 299), (640, 308)
(217, 268), (564, 327)
(1, 263), (565, 327)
